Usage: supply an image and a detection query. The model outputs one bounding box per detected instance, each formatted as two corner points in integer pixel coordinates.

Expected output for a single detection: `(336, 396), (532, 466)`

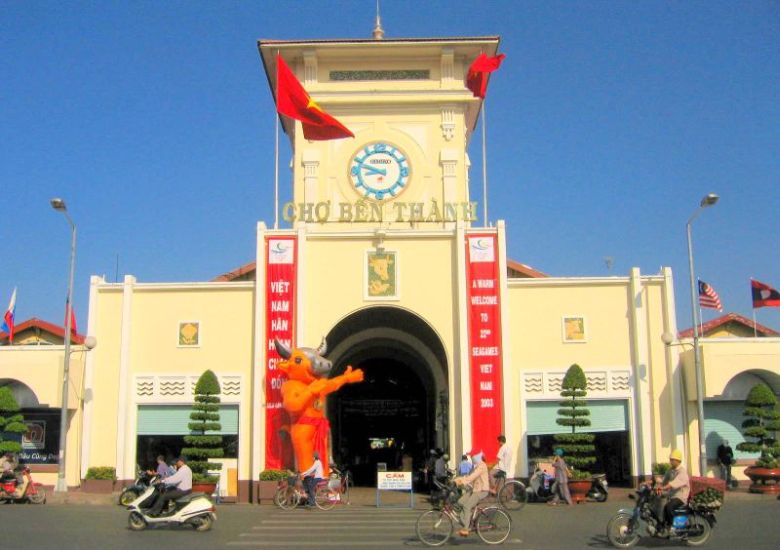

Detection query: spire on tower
(372, 0), (385, 40)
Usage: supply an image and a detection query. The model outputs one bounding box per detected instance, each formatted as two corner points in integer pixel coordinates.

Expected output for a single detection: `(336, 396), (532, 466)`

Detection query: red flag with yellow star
(467, 53), (505, 99)
(275, 54), (354, 141)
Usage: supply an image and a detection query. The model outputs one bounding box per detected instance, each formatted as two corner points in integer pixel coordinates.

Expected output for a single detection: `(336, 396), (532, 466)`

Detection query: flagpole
(274, 108), (279, 230)
(752, 309), (757, 337)
(481, 100), (488, 227)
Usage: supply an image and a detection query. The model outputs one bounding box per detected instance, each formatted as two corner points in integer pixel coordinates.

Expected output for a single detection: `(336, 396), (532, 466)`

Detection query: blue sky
(2, 0), (779, 335)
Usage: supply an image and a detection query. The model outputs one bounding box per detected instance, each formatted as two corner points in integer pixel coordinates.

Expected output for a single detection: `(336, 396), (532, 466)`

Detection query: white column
(252, 223), (267, 479)
(496, 221), (518, 475)
(302, 149), (321, 213)
(79, 275), (103, 479)
(115, 275), (135, 481)
(661, 266), (686, 452)
(629, 268), (654, 477)
(440, 149), (458, 229)
(454, 222), (471, 455)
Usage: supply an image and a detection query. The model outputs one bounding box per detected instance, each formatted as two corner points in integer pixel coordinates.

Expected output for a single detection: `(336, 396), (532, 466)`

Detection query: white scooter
(126, 477), (216, 532)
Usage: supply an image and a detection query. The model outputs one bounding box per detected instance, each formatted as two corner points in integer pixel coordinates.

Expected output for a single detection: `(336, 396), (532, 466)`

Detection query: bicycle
(416, 480), (511, 546)
(313, 465), (351, 510)
(492, 470), (528, 511)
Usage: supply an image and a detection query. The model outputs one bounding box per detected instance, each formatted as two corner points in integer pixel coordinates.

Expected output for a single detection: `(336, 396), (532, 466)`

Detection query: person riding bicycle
(300, 451), (324, 508)
(489, 435), (511, 495)
(454, 447), (489, 537)
(657, 449), (690, 534)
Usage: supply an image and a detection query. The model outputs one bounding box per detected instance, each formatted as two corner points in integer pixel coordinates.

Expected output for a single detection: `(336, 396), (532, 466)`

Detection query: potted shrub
(0, 386), (26, 456)
(554, 363), (596, 502)
(182, 370), (223, 494)
(737, 383), (780, 494)
(83, 466), (117, 493)
(258, 468), (289, 503)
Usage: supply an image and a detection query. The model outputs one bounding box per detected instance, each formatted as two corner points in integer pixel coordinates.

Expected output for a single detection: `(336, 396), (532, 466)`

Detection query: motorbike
(0, 467), (46, 504)
(126, 478), (216, 531)
(119, 469), (153, 505)
(525, 464), (555, 503)
(606, 484), (715, 547)
(587, 473), (609, 502)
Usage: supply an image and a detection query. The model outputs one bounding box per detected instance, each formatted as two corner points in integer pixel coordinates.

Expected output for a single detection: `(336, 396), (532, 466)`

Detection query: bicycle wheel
(314, 484), (337, 510)
(476, 506), (511, 545)
(498, 480), (527, 510)
(416, 509), (453, 547)
(278, 486), (300, 510)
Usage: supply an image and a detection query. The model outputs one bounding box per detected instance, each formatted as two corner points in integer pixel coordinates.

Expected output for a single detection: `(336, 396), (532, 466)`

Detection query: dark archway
(325, 307), (448, 486)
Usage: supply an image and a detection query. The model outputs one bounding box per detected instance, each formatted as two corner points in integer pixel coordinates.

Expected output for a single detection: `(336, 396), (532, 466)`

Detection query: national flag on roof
(751, 279), (780, 308)
(698, 280), (722, 311)
(466, 52), (506, 99)
(275, 54), (354, 141)
(2, 288), (17, 344)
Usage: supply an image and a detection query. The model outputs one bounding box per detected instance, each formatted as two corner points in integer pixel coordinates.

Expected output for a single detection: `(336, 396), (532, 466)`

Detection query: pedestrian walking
(549, 448), (572, 506)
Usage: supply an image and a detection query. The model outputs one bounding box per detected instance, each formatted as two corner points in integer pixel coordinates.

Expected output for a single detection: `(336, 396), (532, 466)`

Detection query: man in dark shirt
(716, 440), (734, 488)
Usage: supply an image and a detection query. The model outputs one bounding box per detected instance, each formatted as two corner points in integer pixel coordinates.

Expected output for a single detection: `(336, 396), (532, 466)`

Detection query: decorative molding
(440, 47), (454, 83)
(522, 368), (632, 398)
(329, 69), (429, 81)
(134, 374), (242, 403)
(303, 50), (317, 86)
(440, 105), (455, 141)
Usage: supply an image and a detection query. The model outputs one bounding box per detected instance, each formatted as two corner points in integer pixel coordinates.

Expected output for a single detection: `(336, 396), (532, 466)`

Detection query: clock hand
(362, 164), (387, 176)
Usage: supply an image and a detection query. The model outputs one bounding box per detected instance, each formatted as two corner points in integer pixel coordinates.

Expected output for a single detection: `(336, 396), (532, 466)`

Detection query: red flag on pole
(752, 279), (780, 308)
(466, 53), (506, 98)
(275, 54), (354, 141)
(65, 299), (78, 335)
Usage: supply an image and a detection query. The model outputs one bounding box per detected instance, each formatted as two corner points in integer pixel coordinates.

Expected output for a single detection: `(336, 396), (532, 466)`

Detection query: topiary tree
(553, 364), (596, 478)
(181, 370), (223, 483)
(0, 386), (27, 455)
(736, 383), (780, 469)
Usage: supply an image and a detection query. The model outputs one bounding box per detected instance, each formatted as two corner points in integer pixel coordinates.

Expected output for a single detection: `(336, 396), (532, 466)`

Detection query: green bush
(553, 364), (596, 476)
(652, 462), (671, 476)
(259, 469), (290, 481)
(0, 386), (26, 455)
(85, 466), (116, 480)
(736, 383), (780, 469)
(182, 370), (224, 483)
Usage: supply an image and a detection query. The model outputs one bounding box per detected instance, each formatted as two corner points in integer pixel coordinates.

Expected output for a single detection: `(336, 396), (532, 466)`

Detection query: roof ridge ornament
(372, 0), (385, 40)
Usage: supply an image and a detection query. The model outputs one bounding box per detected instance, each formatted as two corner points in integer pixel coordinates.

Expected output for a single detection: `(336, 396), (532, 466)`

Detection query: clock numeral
(400, 168), (409, 177)
(351, 166), (360, 176)
(374, 143), (386, 152)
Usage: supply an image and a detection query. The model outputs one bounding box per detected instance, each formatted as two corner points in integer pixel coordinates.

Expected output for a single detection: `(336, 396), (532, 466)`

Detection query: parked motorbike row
(525, 464), (609, 503)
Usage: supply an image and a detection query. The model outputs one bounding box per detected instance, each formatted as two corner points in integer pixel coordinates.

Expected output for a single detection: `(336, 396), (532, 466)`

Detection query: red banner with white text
(465, 234), (504, 461)
(264, 236), (297, 470)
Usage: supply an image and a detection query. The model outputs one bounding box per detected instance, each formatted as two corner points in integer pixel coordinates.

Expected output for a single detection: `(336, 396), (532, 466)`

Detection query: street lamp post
(51, 198), (76, 493)
(686, 193), (719, 476)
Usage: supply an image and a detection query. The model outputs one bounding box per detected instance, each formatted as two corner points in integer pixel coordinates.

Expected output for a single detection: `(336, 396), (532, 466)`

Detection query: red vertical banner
(264, 236), (297, 470)
(465, 234), (504, 460)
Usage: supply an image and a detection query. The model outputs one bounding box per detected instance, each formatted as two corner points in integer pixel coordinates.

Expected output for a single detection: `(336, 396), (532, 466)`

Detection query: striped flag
(2, 288), (16, 343)
(698, 280), (723, 311)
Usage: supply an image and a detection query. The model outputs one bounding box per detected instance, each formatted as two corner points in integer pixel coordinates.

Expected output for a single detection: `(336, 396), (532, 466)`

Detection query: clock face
(349, 142), (410, 202)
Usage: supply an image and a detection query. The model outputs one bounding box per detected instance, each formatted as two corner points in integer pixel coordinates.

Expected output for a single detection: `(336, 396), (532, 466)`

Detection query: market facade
(2, 33), (778, 502)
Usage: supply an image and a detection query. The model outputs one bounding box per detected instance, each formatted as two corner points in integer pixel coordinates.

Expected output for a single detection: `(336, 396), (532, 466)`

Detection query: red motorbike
(0, 467), (46, 504)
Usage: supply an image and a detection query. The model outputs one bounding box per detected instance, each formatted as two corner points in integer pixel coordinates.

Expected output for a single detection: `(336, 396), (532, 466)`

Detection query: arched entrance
(324, 307), (448, 486)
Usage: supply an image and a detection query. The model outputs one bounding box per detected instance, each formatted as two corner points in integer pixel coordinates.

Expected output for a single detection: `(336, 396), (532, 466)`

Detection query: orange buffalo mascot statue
(274, 338), (364, 476)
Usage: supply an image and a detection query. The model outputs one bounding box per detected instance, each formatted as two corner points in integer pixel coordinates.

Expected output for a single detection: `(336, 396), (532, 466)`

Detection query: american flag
(698, 280), (723, 311)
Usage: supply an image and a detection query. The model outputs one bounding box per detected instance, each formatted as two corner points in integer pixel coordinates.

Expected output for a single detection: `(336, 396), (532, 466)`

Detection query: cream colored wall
(0, 346), (88, 487)
(85, 282), (255, 483)
(298, 232), (458, 349)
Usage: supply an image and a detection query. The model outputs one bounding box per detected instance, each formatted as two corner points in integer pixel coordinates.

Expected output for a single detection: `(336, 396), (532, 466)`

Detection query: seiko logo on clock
(349, 142), (410, 202)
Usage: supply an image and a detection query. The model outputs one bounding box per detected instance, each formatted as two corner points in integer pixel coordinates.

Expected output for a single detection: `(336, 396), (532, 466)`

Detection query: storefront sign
(264, 236), (297, 469)
(465, 233), (504, 460)
(282, 200), (478, 224)
(18, 413), (60, 464)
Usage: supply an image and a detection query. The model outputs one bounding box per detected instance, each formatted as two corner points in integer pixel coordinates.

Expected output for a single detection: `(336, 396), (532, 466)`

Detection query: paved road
(1, 495), (778, 549)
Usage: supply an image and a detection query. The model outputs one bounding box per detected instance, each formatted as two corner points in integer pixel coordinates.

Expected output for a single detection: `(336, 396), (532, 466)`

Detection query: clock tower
(258, 36), (500, 229)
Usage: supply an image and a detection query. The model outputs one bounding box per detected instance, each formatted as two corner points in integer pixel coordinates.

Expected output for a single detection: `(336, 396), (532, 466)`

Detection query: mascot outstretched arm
(275, 338), (364, 476)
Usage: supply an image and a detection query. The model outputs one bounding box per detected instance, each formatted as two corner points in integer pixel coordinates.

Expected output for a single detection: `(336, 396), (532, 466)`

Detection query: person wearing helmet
(300, 451), (324, 507)
(548, 448), (572, 506)
(716, 439), (734, 488)
(454, 448), (489, 536)
(659, 449), (690, 531)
